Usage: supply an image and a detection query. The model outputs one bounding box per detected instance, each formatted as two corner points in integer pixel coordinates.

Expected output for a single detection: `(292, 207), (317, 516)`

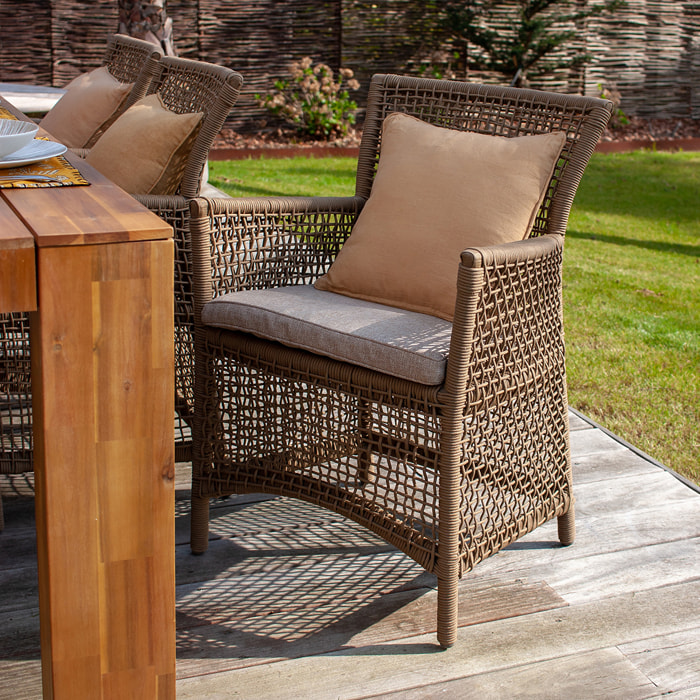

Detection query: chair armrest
(460, 233), (563, 271)
(444, 234), (566, 401)
(189, 195), (364, 306)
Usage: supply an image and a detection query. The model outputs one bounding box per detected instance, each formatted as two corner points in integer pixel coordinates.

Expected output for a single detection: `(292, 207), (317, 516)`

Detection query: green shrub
(257, 57), (360, 140)
(598, 82), (630, 129)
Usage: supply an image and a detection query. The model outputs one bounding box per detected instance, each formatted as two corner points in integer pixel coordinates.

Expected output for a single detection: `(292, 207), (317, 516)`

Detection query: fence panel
(0, 0), (697, 127)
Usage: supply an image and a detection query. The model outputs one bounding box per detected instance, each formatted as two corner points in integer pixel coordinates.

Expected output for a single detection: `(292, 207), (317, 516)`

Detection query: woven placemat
(0, 111), (88, 188)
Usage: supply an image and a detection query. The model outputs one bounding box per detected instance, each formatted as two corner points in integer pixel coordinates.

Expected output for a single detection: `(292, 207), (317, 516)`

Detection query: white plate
(0, 139), (67, 169)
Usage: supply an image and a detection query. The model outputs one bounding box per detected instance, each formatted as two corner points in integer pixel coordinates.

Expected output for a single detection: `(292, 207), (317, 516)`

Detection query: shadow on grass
(574, 152), (700, 223)
(208, 179), (296, 198)
(567, 229), (700, 259)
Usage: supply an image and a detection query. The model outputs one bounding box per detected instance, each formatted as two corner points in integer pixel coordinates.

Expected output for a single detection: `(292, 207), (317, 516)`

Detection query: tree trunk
(118, 1), (176, 56)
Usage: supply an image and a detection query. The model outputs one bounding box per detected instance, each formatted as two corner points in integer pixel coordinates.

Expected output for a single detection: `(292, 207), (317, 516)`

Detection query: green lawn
(565, 151), (699, 485)
(208, 151), (700, 484)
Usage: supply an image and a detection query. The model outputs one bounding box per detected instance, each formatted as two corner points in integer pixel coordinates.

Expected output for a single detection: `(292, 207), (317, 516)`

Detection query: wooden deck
(1, 410), (699, 699)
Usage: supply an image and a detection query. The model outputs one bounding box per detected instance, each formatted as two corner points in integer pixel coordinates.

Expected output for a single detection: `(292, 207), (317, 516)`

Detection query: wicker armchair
(202, 76), (612, 647)
(0, 33), (161, 528)
(133, 56), (243, 461)
(83, 33), (163, 147)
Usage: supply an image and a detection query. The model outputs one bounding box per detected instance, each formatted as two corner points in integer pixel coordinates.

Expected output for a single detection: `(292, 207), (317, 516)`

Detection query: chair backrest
(145, 56), (244, 198)
(83, 33), (162, 147)
(356, 75), (613, 240)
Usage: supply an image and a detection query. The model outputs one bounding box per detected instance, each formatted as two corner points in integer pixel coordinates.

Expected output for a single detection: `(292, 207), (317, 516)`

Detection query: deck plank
(1, 420), (699, 699)
(620, 628), (700, 692)
(175, 572), (564, 679)
(363, 647), (658, 699)
(174, 579), (700, 699)
(0, 661), (42, 700)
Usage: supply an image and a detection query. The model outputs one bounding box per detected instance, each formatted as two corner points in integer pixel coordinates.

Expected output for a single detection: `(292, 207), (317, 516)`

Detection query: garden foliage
(258, 57), (360, 140)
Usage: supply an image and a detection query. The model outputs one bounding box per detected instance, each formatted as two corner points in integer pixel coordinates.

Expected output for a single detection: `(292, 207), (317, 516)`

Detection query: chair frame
(188, 74), (612, 648)
(133, 55), (243, 461)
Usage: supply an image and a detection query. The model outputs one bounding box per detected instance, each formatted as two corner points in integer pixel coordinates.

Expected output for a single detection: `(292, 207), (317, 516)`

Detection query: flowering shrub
(257, 57), (360, 139)
(598, 83), (630, 130)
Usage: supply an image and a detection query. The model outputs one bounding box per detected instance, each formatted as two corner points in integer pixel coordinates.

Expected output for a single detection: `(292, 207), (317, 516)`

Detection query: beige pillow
(85, 94), (203, 195)
(315, 113), (566, 320)
(40, 66), (133, 148)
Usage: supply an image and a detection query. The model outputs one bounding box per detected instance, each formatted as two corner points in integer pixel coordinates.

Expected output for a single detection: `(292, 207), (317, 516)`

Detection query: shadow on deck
(1, 410), (699, 699)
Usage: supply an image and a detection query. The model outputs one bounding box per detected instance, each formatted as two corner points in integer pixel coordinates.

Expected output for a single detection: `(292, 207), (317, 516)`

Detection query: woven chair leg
(356, 400), (376, 485)
(557, 502), (576, 546)
(436, 573), (459, 649)
(0, 493), (4, 532)
(190, 495), (210, 554)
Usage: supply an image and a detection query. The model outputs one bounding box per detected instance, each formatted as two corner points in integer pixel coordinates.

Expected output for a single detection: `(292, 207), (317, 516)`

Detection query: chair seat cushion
(202, 285), (452, 385)
(315, 112), (566, 321)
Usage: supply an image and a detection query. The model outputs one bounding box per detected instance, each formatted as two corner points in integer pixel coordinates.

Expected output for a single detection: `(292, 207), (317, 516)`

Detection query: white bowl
(0, 119), (40, 159)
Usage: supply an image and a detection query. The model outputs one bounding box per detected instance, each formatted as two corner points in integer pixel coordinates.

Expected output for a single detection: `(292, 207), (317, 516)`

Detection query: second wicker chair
(133, 55), (243, 461)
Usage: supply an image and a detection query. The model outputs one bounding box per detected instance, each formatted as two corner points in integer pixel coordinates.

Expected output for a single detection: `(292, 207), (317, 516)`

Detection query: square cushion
(40, 66), (133, 148)
(315, 112), (566, 321)
(202, 285), (453, 385)
(85, 93), (203, 195)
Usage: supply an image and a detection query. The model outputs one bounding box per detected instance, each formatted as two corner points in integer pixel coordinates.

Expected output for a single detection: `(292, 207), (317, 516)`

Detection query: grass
(209, 156), (357, 198)
(565, 151), (699, 485)
(208, 151), (699, 485)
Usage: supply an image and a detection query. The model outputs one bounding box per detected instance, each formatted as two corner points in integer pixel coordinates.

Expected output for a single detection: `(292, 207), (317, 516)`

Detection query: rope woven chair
(83, 33), (163, 147)
(132, 56), (244, 462)
(0, 33), (161, 529)
(197, 76), (609, 647)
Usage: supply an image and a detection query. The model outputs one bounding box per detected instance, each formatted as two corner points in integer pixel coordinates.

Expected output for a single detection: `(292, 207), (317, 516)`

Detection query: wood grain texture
(175, 580), (700, 699)
(4, 153), (172, 248)
(29, 239), (175, 698)
(2, 96), (176, 698)
(3, 421), (700, 699)
(620, 629), (700, 693)
(365, 647), (658, 699)
(0, 98), (172, 248)
(0, 200), (36, 312)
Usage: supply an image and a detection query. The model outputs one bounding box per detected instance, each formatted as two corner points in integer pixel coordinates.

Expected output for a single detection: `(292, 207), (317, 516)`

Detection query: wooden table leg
(30, 239), (175, 699)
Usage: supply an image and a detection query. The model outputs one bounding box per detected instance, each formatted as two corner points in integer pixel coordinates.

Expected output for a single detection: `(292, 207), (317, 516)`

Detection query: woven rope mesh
(457, 250), (571, 574)
(360, 80), (596, 237)
(144, 200), (194, 457)
(207, 202), (359, 295)
(153, 61), (230, 117)
(104, 40), (153, 83)
(197, 330), (443, 572)
(0, 313), (32, 474)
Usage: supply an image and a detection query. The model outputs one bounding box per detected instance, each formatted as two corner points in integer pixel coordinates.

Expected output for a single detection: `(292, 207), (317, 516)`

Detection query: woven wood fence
(0, 0), (698, 130)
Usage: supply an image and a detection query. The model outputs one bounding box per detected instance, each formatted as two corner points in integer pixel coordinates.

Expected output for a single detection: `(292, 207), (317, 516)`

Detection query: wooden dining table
(0, 99), (176, 698)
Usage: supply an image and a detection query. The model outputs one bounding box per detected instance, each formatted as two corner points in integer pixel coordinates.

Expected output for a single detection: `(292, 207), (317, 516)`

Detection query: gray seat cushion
(202, 285), (452, 385)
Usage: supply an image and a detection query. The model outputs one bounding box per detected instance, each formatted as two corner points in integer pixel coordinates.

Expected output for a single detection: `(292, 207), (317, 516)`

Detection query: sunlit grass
(565, 151), (699, 484)
(209, 156), (357, 198)
(207, 151), (700, 484)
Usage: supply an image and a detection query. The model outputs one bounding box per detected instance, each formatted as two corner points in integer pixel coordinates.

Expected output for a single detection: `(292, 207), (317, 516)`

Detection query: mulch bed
(210, 116), (700, 160)
(596, 116), (700, 153)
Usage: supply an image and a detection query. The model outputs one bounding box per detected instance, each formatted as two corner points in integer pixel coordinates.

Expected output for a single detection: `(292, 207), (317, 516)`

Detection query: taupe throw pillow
(85, 94), (203, 195)
(315, 112), (566, 320)
(40, 66), (134, 149)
